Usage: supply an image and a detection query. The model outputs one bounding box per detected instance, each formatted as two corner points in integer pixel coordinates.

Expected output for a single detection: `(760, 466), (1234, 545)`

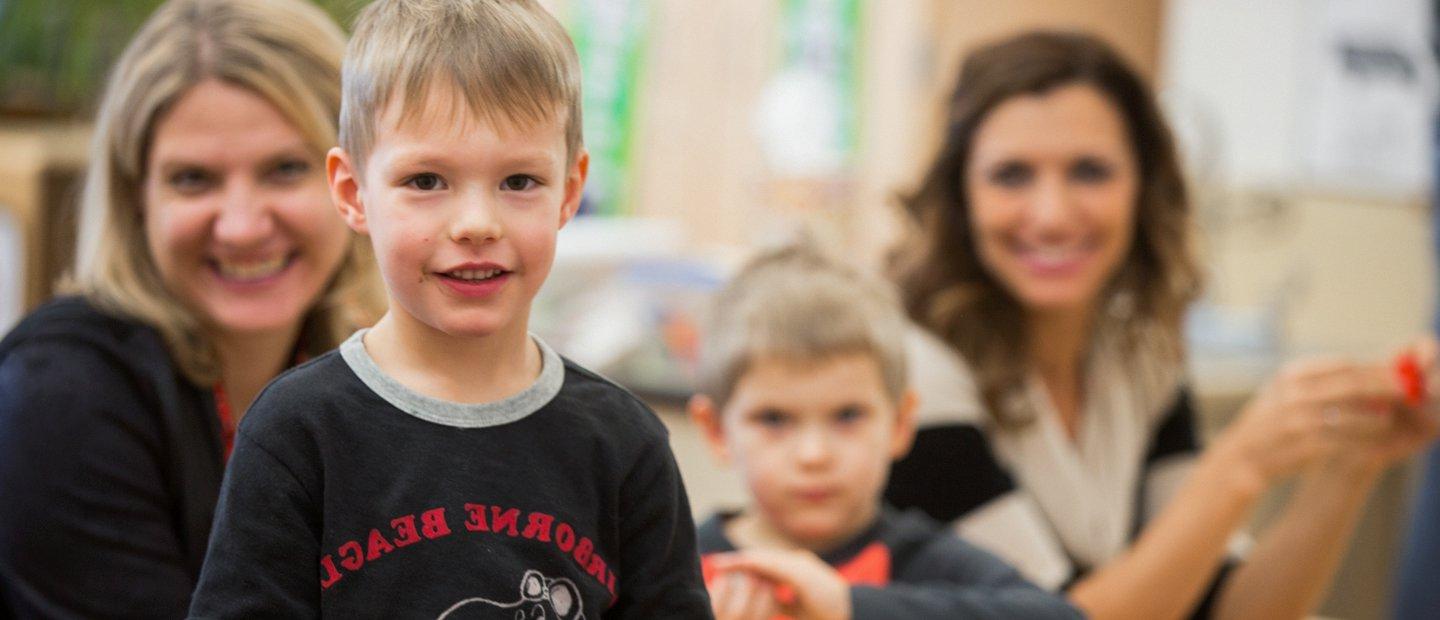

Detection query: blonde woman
(885, 31), (1439, 619)
(0, 0), (379, 616)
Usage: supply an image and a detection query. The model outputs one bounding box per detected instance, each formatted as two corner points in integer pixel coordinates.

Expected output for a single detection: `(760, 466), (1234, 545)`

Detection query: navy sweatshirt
(190, 329), (712, 619)
(698, 507), (1084, 619)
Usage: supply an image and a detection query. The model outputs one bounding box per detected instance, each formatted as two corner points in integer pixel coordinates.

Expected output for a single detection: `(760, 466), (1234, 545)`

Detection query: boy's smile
(436, 261), (511, 298)
(331, 81), (587, 343)
(703, 353), (916, 553)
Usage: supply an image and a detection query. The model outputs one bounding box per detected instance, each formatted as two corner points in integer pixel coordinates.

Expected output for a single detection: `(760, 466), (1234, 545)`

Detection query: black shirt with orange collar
(697, 507), (1083, 619)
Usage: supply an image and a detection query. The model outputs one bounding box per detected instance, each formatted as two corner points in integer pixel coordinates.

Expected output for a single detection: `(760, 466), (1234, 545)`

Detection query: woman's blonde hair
(72, 0), (382, 386)
(891, 31), (1202, 428)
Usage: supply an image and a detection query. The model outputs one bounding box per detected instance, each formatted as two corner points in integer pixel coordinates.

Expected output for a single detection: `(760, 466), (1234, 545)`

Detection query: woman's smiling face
(142, 78), (350, 339)
(964, 83), (1140, 315)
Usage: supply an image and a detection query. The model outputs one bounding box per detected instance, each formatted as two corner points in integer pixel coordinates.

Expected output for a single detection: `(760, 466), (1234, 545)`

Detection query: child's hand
(708, 567), (780, 620)
(709, 549), (852, 620)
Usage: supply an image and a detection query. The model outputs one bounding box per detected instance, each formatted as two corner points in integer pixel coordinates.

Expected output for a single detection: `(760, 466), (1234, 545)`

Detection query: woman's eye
(406, 173), (446, 191)
(1070, 158), (1113, 183)
(501, 175), (537, 191)
(269, 159), (311, 183)
(989, 162), (1032, 187)
(169, 168), (214, 193)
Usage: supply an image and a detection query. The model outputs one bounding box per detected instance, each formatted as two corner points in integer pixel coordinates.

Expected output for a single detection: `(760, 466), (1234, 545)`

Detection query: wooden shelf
(0, 122), (92, 310)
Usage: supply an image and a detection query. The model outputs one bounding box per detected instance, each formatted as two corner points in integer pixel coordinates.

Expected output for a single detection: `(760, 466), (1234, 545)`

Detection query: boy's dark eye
(989, 162), (1033, 188)
(1070, 158), (1113, 183)
(834, 405), (867, 425)
(406, 173), (446, 191)
(754, 408), (789, 428)
(501, 175), (537, 191)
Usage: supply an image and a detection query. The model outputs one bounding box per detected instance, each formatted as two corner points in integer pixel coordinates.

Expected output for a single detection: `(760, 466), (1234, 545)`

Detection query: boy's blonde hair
(340, 0), (583, 174)
(698, 244), (909, 409)
(73, 0), (382, 386)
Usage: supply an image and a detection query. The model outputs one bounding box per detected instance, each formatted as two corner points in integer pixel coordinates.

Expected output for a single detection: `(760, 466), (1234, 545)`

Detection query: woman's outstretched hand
(1216, 336), (1440, 488)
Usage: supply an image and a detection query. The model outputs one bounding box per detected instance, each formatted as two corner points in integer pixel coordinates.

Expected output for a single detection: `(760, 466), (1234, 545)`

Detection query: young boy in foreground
(689, 245), (1082, 619)
(188, 1), (710, 617)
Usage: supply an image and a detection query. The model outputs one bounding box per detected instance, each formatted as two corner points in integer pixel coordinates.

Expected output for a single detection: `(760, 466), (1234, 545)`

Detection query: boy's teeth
(217, 256), (288, 280)
(450, 268), (502, 281)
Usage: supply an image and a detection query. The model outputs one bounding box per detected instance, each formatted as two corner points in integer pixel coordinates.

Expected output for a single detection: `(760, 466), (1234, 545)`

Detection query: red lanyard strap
(212, 383), (235, 462)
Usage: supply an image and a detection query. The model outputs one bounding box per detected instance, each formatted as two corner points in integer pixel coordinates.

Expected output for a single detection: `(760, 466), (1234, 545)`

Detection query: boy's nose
(794, 428), (834, 467)
(450, 195), (504, 244)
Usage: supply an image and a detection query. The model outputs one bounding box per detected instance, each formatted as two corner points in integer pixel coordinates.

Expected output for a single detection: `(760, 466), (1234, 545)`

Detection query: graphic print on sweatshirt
(437, 570), (585, 620)
(315, 502), (620, 617)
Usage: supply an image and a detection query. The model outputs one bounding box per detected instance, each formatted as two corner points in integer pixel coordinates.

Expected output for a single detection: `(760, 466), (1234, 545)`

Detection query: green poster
(781, 0), (861, 163)
(566, 0), (649, 216)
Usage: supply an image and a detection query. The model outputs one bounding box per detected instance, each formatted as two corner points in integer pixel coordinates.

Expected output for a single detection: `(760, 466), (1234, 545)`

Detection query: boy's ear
(688, 393), (731, 464)
(889, 388), (920, 461)
(558, 148), (589, 229)
(328, 147), (369, 235)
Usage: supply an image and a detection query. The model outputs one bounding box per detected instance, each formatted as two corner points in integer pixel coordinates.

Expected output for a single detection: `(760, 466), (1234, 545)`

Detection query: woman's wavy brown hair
(891, 31), (1202, 428)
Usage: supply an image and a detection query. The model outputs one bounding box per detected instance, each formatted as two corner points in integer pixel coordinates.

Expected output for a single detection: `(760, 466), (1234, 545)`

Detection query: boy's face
(329, 84), (587, 340)
(693, 353), (917, 551)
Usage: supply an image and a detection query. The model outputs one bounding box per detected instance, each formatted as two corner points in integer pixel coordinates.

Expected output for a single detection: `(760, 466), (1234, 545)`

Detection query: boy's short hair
(339, 0), (582, 174)
(698, 243), (909, 408)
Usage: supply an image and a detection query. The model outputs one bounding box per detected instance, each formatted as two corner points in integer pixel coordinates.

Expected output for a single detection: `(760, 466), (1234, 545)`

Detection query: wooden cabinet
(0, 123), (91, 312)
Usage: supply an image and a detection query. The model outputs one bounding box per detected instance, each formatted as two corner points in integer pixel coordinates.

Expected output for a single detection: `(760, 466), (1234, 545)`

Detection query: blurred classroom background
(1, 1), (1435, 617)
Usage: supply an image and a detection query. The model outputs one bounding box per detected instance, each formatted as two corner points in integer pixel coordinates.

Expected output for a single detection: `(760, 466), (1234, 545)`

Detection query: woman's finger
(1276, 357), (1355, 389)
(1290, 365), (1401, 409)
(1315, 403), (1393, 443)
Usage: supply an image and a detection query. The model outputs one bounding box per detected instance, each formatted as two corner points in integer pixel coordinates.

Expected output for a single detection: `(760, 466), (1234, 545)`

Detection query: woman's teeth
(217, 256), (289, 280)
(1025, 245), (1086, 265)
(448, 268), (503, 281)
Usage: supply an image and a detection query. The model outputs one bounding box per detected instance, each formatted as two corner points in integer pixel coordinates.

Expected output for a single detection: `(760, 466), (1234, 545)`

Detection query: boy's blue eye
(406, 173), (446, 191)
(501, 175), (537, 191)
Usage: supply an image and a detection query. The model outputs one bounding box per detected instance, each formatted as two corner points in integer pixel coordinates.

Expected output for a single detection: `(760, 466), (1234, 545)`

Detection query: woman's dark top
(0, 296), (225, 619)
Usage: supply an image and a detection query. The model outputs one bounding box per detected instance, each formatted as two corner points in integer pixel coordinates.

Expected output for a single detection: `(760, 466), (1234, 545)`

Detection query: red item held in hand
(1396, 353), (1426, 408)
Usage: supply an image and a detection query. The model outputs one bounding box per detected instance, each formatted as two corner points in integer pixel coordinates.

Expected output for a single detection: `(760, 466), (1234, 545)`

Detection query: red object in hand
(1396, 353), (1426, 408)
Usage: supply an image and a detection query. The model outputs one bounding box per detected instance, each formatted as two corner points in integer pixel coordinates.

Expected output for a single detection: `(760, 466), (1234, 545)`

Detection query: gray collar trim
(339, 328), (565, 428)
